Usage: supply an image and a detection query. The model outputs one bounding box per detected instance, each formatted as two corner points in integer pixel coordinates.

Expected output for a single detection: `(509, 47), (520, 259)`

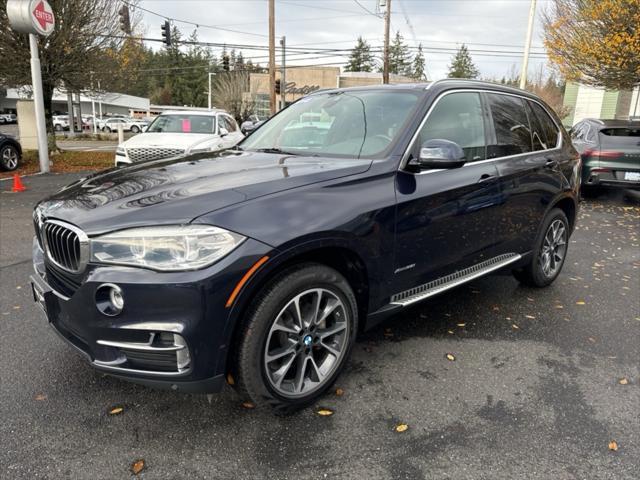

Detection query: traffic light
(275, 79), (281, 95)
(222, 55), (230, 71)
(161, 20), (171, 46)
(118, 6), (131, 34)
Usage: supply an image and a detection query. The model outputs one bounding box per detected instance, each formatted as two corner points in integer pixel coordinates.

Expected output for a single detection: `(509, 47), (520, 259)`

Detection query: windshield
(147, 114), (216, 134)
(240, 90), (421, 158)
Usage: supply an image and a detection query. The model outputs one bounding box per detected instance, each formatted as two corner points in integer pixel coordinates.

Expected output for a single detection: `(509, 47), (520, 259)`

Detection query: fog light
(96, 283), (124, 316)
(174, 334), (191, 370)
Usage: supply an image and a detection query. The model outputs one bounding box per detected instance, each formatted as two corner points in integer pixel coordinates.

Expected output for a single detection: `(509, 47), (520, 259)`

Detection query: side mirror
(219, 127), (229, 137)
(409, 139), (466, 170)
(240, 121), (254, 133)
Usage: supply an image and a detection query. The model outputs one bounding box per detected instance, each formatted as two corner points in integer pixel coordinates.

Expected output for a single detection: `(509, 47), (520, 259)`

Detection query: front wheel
(231, 263), (358, 412)
(102, 126), (111, 133)
(513, 208), (569, 287)
(130, 125), (140, 133)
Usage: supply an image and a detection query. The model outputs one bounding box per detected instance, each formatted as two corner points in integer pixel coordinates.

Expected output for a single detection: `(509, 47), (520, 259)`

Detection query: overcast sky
(137, 0), (552, 81)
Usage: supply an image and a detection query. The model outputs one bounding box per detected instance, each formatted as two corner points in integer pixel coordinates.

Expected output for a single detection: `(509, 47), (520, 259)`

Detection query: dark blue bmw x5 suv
(31, 80), (580, 411)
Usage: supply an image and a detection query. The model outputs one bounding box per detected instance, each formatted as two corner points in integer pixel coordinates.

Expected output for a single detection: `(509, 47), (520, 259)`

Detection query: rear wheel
(130, 125), (140, 133)
(231, 263), (358, 412)
(513, 208), (569, 287)
(102, 126), (111, 133)
(0, 144), (20, 171)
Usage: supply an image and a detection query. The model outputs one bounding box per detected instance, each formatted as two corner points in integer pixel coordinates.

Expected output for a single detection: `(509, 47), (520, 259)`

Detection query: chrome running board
(390, 253), (521, 307)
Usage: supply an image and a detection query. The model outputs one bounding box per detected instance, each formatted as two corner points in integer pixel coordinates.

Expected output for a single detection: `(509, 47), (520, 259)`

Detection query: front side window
(487, 93), (532, 158)
(146, 115), (216, 134)
(240, 90), (421, 158)
(415, 92), (486, 161)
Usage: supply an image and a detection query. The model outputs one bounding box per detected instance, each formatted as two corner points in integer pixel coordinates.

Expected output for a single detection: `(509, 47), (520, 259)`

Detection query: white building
(1, 87), (150, 118)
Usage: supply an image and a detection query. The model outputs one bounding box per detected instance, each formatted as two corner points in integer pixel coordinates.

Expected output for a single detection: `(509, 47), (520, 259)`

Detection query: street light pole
(519, 0), (537, 90)
(280, 36), (286, 109)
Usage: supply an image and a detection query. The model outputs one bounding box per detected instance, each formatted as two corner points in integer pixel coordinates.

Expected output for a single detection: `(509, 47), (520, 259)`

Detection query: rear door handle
(544, 158), (558, 168)
(478, 173), (497, 183)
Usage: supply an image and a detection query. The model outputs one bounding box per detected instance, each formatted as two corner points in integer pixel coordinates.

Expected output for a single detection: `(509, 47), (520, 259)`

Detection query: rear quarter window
(529, 101), (559, 148)
(600, 127), (640, 137)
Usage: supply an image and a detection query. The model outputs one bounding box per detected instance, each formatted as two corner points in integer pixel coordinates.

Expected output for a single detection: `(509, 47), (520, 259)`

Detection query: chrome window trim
(399, 88), (563, 174)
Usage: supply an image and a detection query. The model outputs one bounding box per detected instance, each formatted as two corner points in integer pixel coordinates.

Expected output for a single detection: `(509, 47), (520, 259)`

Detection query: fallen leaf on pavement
(131, 459), (145, 475)
(241, 401), (255, 409)
(618, 378), (629, 385)
(456, 323), (466, 327)
(588, 337), (596, 343)
(512, 324), (519, 330)
(395, 424), (409, 433)
(109, 406), (124, 415)
(608, 441), (618, 451)
(447, 330), (454, 334)
(525, 315), (535, 319)
(35, 393), (47, 401)
(335, 388), (344, 396)
(316, 408), (334, 416)
(226, 373), (235, 385)
(576, 300), (586, 305)
(446, 353), (456, 361)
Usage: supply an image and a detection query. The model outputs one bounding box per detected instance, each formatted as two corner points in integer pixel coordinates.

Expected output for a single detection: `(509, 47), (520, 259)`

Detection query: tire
(102, 126), (111, 133)
(0, 144), (20, 171)
(231, 263), (358, 412)
(512, 208), (569, 288)
(130, 125), (140, 133)
(54, 124), (62, 132)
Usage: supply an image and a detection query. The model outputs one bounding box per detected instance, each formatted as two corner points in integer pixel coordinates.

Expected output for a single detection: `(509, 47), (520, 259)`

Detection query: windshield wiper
(252, 147), (298, 155)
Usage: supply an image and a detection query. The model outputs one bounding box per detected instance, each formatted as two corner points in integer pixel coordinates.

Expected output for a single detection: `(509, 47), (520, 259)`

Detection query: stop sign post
(6, 0), (56, 173)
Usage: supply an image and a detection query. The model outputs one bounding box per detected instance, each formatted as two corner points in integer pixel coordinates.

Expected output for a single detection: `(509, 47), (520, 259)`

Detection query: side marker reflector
(225, 256), (269, 308)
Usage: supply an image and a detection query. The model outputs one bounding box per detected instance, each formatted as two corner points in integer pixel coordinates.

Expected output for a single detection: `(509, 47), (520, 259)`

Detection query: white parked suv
(114, 110), (244, 166)
(102, 117), (149, 134)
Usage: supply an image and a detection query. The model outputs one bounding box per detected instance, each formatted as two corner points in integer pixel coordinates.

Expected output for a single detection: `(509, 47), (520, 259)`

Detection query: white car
(114, 110), (244, 166)
(53, 115), (70, 131)
(101, 117), (149, 134)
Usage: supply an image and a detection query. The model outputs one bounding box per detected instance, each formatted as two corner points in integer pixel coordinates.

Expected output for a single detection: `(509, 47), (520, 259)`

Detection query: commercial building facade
(249, 67), (419, 118)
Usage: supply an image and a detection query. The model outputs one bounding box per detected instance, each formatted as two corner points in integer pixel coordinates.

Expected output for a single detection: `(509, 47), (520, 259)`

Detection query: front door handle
(478, 173), (497, 183)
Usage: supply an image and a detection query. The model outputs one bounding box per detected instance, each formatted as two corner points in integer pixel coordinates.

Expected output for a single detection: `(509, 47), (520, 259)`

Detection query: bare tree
(211, 72), (256, 123)
(0, 0), (139, 150)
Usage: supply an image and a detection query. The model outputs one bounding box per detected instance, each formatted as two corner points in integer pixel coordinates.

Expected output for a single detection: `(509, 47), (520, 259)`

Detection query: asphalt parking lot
(1, 173), (638, 479)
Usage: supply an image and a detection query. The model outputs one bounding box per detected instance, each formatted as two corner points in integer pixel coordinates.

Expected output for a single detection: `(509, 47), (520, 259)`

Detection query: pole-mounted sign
(6, 0), (55, 173)
(7, 0), (55, 36)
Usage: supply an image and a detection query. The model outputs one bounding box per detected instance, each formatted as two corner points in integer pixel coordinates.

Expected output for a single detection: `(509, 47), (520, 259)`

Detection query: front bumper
(31, 237), (273, 393)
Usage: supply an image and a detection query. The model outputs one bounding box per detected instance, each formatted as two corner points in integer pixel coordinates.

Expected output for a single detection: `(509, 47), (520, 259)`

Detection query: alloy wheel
(540, 219), (567, 278)
(2, 147), (18, 170)
(263, 288), (349, 398)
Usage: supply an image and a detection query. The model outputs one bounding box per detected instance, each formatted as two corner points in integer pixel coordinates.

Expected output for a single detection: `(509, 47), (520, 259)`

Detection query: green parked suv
(570, 118), (640, 196)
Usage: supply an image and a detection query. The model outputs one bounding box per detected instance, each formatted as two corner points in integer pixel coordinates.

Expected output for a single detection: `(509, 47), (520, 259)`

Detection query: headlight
(90, 225), (245, 271)
(116, 146), (126, 156)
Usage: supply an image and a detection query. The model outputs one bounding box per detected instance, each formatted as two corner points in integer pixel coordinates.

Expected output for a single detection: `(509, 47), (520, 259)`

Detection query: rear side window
(529, 101), (559, 148)
(486, 93), (532, 158)
(417, 92), (486, 161)
(600, 127), (640, 137)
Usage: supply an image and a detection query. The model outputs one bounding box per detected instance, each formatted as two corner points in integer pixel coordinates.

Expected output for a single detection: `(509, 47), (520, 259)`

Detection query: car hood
(123, 132), (217, 150)
(36, 151), (372, 234)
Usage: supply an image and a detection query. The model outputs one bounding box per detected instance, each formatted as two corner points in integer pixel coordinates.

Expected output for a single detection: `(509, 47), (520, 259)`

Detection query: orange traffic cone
(12, 174), (26, 192)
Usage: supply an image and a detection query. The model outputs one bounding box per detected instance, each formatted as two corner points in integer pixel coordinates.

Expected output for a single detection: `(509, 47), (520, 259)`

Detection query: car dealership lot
(1, 173), (638, 479)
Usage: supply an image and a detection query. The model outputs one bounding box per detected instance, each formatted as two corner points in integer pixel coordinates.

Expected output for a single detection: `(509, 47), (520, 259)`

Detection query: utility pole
(519, 0), (537, 90)
(382, 0), (391, 84)
(268, 0), (276, 115)
(208, 72), (215, 110)
(280, 36), (286, 110)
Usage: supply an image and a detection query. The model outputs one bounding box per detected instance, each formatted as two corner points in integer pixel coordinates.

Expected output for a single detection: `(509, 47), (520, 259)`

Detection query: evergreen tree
(345, 36), (375, 72)
(388, 31), (412, 76)
(447, 44), (479, 79)
(412, 44), (426, 80)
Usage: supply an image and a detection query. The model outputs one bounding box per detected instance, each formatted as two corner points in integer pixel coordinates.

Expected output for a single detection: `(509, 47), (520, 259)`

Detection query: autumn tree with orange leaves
(543, 0), (640, 90)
